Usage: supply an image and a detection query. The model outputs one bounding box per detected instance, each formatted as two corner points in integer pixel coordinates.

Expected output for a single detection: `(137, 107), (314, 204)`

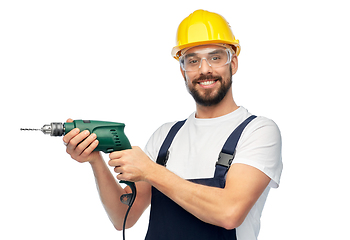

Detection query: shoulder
(235, 115), (283, 188)
(144, 121), (178, 161)
(244, 115), (281, 140)
(233, 107), (281, 136)
(151, 121), (179, 140)
(240, 115), (282, 156)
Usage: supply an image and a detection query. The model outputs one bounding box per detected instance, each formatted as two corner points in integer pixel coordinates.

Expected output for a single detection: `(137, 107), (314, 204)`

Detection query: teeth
(199, 80), (216, 86)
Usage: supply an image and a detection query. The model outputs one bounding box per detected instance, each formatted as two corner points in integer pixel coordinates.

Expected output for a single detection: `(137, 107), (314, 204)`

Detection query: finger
(109, 150), (124, 160)
(66, 130), (90, 152)
(74, 133), (97, 155)
(114, 167), (128, 181)
(114, 166), (122, 173)
(109, 158), (122, 167)
(79, 139), (99, 158)
(66, 118), (74, 123)
(116, 172), (131, 181)
(63, 128), (80, 144)
(116, 173), (124, 181)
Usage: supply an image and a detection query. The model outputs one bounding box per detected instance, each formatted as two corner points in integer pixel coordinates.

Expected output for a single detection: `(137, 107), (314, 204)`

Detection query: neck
(195, 89), (239, 119)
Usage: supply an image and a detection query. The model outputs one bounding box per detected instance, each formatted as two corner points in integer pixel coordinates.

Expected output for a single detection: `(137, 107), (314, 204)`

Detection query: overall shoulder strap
(216, 115), (257, 168)
(156, 120), (186, 166)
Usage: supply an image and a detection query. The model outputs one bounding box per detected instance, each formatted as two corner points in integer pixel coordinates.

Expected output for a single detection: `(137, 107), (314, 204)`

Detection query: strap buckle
(216, 152), (235, 168)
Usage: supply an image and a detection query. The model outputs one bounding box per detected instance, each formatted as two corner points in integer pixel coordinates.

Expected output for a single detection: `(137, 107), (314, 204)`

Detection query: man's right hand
(63, 118), (101, 164)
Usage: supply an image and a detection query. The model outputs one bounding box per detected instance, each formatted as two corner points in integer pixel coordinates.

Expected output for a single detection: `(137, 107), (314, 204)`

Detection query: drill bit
(20, 123), (65, 136)
(20, 128), (41, 131)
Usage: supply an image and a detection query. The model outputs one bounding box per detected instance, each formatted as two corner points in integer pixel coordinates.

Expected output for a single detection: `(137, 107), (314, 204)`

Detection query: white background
(1, 0), (349, 239)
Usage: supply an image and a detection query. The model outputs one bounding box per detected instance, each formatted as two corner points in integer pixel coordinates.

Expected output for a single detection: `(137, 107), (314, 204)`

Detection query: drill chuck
(41, 123), (65, 136)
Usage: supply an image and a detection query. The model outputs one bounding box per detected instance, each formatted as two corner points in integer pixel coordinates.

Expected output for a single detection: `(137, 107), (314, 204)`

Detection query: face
(180, 45), (237, 107)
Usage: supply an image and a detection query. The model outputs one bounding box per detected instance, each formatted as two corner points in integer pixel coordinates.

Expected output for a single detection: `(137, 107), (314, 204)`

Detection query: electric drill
(21, 120), (136, 208)
(22, 120), (132, 153)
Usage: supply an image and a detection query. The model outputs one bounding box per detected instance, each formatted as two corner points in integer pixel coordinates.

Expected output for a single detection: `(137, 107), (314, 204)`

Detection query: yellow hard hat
(172, 10), (241, 60)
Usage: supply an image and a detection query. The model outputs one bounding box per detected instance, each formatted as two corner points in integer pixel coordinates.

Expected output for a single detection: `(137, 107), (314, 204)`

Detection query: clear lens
(180, 48), (232, 72)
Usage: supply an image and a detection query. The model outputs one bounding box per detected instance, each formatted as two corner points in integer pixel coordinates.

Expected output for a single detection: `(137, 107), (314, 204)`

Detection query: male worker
(63, 10), (282, 240)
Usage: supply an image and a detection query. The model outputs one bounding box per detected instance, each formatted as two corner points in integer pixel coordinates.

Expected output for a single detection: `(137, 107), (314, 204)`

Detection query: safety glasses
(179, 46), (234, 72)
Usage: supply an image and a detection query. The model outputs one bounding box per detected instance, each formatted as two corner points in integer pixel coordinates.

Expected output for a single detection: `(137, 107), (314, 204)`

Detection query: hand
(63, 118), (101, 163)
(108, 146), (156, 182)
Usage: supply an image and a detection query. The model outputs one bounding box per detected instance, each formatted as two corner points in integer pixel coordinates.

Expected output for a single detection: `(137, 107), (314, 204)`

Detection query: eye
(186, 58), (200, 65)
(211, 56), (221, 61)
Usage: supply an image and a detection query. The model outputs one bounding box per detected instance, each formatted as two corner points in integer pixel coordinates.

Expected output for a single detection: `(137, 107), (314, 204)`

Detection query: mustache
(193, 74), (222, 83)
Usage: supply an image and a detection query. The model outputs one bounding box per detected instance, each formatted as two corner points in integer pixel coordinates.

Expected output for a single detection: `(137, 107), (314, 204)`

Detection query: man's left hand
(109, 146), (156, 182)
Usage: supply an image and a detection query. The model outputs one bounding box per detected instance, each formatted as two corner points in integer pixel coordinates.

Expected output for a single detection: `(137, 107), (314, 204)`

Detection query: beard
(185, 66), (233, 107)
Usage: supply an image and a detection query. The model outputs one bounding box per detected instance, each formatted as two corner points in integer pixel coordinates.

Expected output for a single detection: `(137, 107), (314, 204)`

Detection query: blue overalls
(145, 115), (257, 240)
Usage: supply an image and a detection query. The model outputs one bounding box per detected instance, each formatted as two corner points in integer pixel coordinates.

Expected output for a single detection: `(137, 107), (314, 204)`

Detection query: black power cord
(119, 181), (137, 240)
(122, 204), (133, 240)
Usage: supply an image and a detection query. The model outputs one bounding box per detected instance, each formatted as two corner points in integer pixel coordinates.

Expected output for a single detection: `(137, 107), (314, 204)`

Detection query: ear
(230, 55), (238, 75)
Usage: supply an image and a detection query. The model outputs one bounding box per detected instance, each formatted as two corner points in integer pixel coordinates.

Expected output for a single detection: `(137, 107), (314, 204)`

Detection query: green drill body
(64, 120), (132, 153)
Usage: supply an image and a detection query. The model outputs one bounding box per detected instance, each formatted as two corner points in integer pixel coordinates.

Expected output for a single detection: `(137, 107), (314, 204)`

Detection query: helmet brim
(172, 40), (240, 60)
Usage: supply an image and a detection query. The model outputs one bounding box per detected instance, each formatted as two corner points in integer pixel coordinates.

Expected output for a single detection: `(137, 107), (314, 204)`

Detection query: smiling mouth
(199, 80), (216, 85)
(198, 79), (218, 87)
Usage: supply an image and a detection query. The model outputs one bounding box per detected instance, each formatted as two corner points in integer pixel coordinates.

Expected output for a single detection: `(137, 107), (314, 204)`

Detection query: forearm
(89, 155), (129, 230)
(145, 163), (239, 229)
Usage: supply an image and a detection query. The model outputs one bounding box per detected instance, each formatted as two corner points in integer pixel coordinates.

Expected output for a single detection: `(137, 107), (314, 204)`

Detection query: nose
(199, 58), (212, 74)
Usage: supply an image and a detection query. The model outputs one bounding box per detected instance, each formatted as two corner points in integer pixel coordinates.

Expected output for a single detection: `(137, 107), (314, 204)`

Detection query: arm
(147, 162), (270, 229)
(89, 157), (151, 230)
(63, 119), (151, 230)
(110, 147), (270, 230)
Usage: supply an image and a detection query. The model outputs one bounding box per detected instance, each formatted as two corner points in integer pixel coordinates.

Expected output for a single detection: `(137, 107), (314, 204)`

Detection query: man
(63, 10), (282, 240)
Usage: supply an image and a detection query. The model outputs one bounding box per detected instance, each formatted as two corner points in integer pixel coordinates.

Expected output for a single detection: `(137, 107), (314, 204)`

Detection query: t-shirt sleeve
(233, 117), (283, 188)
(144, 122), (176, 162)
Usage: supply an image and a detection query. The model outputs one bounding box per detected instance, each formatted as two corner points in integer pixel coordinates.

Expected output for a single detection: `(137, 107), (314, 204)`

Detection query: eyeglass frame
(179, 45), (235, 72)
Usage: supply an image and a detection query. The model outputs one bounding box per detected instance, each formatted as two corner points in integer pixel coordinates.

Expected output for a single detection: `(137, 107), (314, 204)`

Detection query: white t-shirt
(144, 106), (283, 240)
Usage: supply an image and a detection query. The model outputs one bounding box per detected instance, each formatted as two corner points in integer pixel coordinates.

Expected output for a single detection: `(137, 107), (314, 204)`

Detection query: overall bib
(145, 116), (257, 240)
